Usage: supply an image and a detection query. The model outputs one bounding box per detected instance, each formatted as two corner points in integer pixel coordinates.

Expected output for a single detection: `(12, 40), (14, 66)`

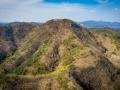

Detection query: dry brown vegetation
(0, 19), (120, 90)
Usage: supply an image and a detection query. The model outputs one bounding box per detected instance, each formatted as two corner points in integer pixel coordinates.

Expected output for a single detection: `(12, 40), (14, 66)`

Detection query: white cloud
(0, 0), (119, 22)
(114, 8), (118, 11)
(96, 0), (109, 4)
(0, 0), (43, 7)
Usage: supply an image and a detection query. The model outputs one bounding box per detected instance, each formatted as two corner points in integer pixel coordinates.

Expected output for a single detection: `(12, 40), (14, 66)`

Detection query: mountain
(0, 22), (38, 62)
(0, 19), (120, 90)
(80, 21), (120, 29)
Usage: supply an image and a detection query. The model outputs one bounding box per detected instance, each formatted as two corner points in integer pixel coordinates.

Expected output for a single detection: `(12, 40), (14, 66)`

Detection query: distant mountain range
(80, 21), (120, 29)
(1, 20), (120, 29)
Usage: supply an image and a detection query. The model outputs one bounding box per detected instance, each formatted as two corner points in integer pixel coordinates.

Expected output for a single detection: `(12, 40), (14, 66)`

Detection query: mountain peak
(46, 19), (74, 23)
(45, 19), (80, 29)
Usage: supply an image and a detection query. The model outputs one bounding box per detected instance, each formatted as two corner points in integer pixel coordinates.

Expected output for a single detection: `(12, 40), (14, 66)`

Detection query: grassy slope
(91, 28), (120, 53)
(11, 38), (52, 75)
(2, 24), (120, 90)
(0, 28), (88, 90)
(91, 28), (120, 74)
(1, 26), (120, 90)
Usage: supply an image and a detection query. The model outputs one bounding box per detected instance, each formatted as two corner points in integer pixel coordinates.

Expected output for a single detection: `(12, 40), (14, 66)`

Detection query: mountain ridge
(1, 20), (120, 29)
(80, 21), (120, 29)
(0, 19), (120, 90)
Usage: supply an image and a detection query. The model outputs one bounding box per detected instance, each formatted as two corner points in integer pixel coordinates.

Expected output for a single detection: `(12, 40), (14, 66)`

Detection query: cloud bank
(0, 0), (120, 22)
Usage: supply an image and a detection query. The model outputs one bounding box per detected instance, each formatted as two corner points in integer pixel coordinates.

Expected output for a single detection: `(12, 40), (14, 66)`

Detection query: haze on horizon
(0, 0), (120, 22)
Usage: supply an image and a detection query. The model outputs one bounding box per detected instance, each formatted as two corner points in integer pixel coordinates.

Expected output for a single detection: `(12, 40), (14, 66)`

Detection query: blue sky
(0, 0), (120, 22)
(45, 0), (120, 6)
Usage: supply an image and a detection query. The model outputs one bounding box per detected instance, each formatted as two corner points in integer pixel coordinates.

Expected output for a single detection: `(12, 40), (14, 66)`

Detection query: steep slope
(0, 22), (37, 62)
(92, 28), (120, 68)
(0, 19), (120, 90)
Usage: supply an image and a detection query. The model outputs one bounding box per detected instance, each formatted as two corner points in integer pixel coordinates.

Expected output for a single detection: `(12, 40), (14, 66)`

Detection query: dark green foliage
(11, 39), (52, 75)
(0, 74), (8, 87)
(12, 67), (26, 75)
(33, 64), (50, 75)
